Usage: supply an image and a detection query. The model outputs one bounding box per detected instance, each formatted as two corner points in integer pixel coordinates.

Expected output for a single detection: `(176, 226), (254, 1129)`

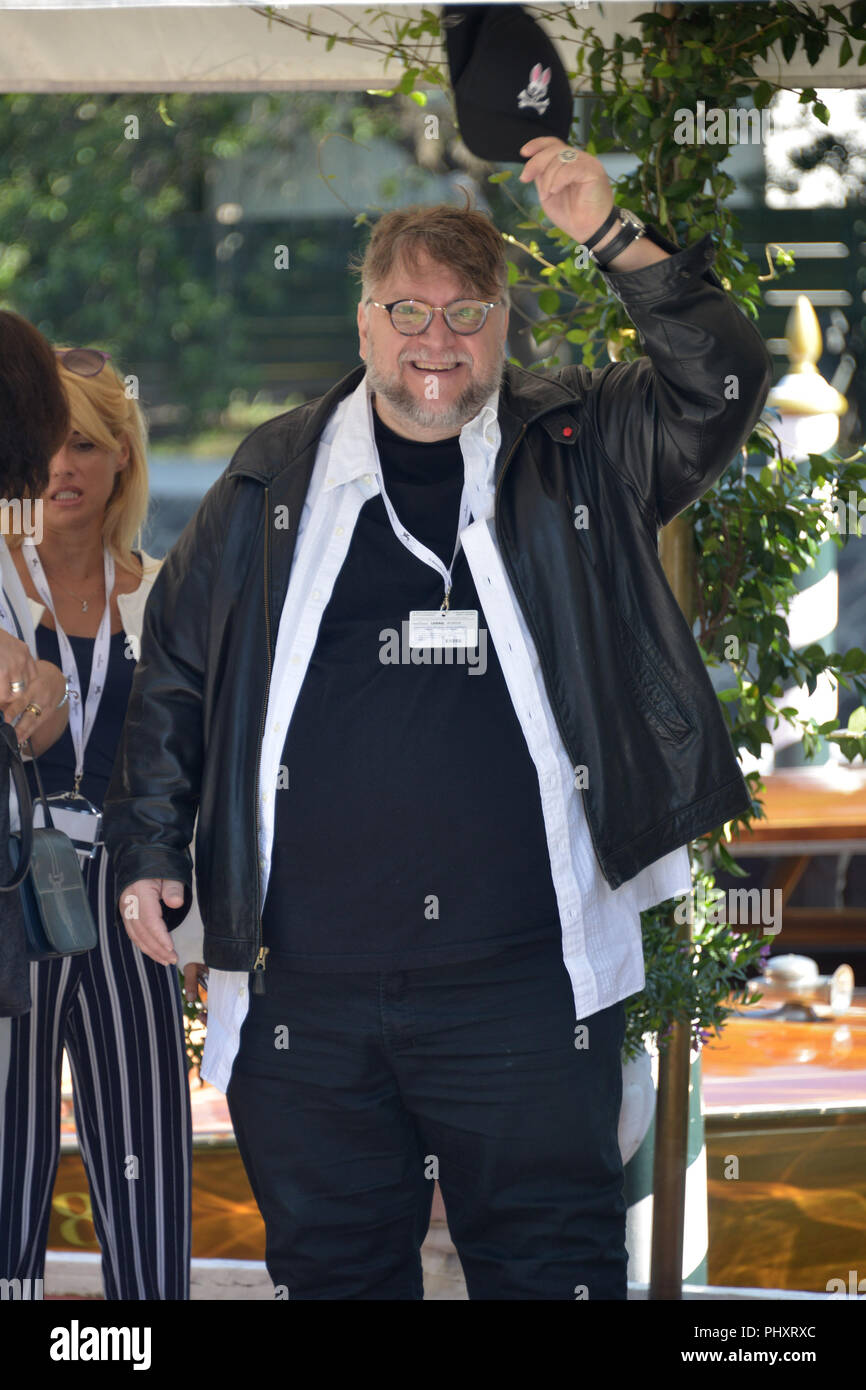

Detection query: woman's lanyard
(375, 462), (479, 649)
(22, 540), (115, 794)
(0, 540), (31, 639)
(0, 591), (19, 638)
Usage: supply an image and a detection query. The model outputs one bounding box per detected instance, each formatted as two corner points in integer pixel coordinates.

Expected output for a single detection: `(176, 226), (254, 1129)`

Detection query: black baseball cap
(442, 4), (574, 162)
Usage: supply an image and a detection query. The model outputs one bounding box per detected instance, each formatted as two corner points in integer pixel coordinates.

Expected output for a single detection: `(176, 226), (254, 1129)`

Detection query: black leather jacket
(104, 228), (772, 973)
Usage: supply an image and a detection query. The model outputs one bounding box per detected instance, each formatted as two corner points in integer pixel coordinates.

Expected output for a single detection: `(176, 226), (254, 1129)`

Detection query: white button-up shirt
(201, 376), (691, 1092)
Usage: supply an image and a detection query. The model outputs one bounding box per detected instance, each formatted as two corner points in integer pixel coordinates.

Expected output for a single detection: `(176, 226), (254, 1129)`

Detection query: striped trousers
(0, 845), (192, 1299)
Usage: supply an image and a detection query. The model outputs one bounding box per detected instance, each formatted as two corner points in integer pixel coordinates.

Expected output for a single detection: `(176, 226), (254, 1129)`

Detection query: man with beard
(104, 137), (772, 1299)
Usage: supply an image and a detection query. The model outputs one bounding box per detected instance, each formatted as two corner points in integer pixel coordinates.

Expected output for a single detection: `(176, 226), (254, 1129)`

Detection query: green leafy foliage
(0, 90), (414, 435)
(626, 878), (768, 1063)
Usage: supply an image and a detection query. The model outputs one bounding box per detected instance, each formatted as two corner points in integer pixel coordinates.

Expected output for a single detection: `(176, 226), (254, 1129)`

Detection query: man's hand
(518, 136), (669, 272)
(518, 136), (614, 245)
(119, 878), (185, 966)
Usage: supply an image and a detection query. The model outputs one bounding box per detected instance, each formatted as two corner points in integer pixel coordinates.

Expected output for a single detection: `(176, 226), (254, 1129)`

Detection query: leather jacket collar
(225, 361), (585, 490)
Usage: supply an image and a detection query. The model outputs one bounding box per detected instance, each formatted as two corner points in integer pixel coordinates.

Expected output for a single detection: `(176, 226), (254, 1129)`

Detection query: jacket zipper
(252, 485), (274, 995)
(493, 412), (609, 881)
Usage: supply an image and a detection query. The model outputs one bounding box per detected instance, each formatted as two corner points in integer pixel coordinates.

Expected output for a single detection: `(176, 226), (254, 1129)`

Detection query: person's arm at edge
(102, 474), (233, 959)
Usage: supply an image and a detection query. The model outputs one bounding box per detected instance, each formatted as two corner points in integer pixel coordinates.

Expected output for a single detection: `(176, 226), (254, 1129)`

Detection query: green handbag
(0, 721), (97, 961)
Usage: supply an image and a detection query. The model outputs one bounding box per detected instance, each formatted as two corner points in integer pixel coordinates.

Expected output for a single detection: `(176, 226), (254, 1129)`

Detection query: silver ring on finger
(9, 680), (26, 694)
(558, 148), (580, 163)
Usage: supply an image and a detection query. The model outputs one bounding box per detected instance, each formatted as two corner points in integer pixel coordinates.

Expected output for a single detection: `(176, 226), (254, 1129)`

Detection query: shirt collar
(462, 393), (500, 449)
(322, 376), (500, 494)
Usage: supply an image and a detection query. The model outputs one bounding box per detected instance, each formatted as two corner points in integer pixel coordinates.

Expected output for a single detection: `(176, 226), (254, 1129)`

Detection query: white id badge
(33, 802), (103, 851)
(408, 609), (479, 648)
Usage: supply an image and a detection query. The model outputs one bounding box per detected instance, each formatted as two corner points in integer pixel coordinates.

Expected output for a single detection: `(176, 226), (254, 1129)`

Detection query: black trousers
(226, 936), (627, 1300)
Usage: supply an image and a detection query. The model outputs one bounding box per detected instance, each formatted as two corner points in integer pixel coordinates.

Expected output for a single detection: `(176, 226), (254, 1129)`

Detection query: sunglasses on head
(54, 348), (112, 377)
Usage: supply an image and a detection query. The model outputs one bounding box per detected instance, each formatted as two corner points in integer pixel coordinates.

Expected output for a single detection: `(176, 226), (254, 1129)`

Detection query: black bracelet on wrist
(592, 219), (645, 270)
(581, 205), (619, 251)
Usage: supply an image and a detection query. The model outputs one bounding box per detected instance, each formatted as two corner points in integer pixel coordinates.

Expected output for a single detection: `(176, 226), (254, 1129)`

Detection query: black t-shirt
(260, 406), (561, 970)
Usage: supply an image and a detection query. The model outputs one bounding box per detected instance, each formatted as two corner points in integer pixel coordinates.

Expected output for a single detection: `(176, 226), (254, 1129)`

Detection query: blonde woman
(0, 348), (203, 1299)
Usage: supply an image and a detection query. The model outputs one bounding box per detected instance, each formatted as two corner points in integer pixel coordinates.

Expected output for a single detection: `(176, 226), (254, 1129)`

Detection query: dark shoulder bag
(0, 713), (30, 1014)
(0, 719), (97, 960)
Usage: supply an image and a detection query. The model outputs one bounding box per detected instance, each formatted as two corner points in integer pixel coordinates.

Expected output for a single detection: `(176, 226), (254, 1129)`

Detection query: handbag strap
(0, 717), (34, 890)
(0, 593), (50, 887)
(27, 744), (54, 829)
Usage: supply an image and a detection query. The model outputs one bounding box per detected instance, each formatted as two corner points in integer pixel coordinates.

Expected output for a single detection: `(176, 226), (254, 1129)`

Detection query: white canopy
(0, 2), (855, 93)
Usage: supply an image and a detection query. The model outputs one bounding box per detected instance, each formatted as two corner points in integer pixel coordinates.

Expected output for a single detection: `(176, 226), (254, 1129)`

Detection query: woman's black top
(25, 557), (140, 810)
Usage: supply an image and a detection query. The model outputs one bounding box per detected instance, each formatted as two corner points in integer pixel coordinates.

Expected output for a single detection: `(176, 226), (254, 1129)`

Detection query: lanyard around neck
(375, 462), (473, 612)
(23, 540), (115, 790)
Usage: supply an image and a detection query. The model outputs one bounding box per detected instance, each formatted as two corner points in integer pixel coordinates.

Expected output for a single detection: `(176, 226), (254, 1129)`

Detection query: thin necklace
(40, 561), (105, 613)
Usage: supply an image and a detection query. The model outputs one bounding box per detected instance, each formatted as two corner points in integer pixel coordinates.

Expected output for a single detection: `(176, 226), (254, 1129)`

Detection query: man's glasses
(55, 348), (112, 377)
(367, 298), (501, 336)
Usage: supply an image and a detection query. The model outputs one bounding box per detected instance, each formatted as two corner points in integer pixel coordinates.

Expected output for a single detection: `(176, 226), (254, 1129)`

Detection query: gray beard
(363, 349), (506, 434)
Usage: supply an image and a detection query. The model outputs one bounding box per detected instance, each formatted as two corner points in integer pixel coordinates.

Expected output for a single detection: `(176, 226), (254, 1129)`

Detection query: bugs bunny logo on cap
(517, 62), (552, 116)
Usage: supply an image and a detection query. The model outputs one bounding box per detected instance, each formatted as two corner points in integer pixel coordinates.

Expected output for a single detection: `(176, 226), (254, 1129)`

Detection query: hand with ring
(518, 136), (614, 245)
(0, 627), (38, 717)
(3, 657), (68, 750)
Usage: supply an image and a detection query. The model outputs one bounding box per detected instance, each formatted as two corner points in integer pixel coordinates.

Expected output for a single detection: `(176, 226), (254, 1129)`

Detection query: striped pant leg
(63, 846), (192, 1300)
(0, 954), (83, 1282)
